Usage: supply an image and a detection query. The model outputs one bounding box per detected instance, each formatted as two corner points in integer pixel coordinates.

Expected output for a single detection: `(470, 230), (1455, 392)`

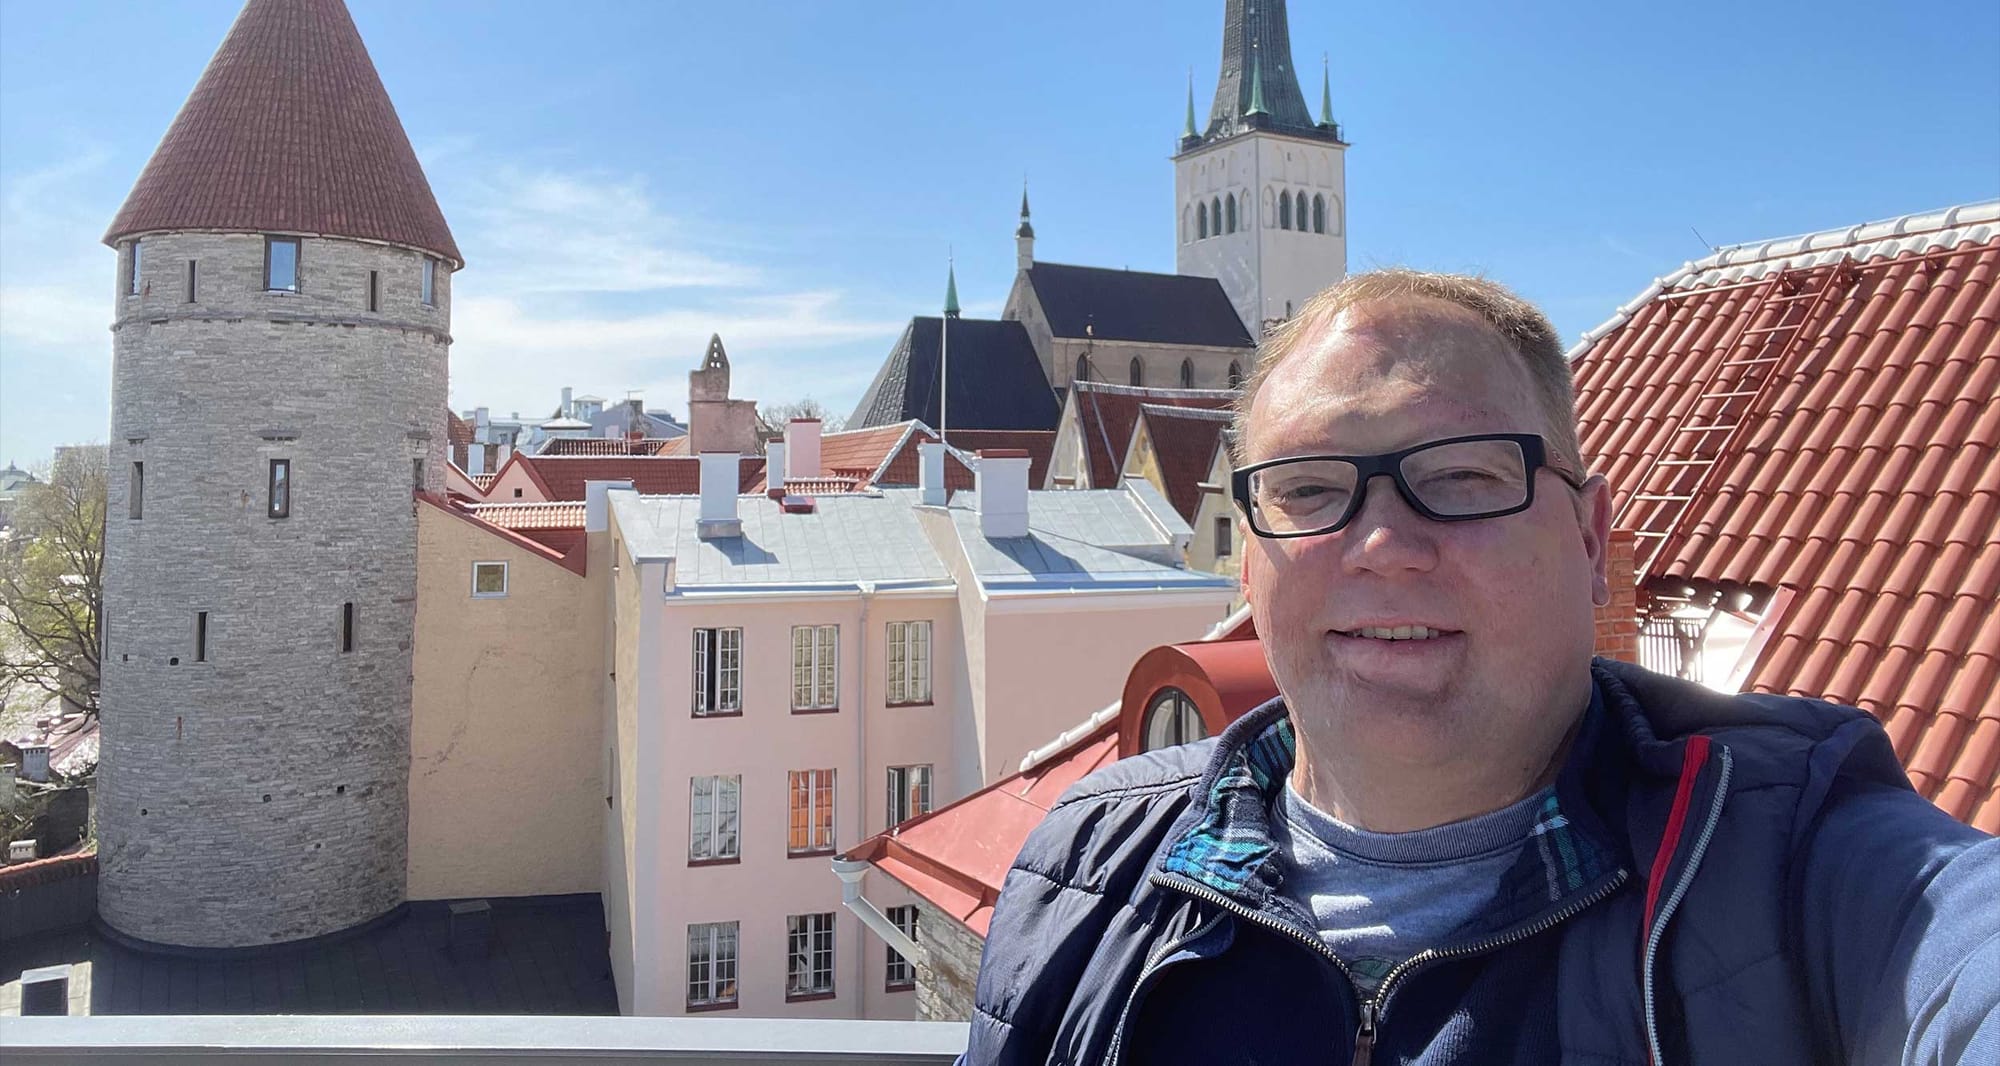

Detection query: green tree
(0, 445), (105, 718)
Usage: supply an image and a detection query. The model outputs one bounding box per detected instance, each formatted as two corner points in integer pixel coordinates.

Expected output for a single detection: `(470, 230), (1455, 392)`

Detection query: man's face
(1241, 298), (1611, 768)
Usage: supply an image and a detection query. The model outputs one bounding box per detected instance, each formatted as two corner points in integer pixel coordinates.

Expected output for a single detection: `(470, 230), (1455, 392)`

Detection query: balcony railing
(1, 1016), (970, 1065)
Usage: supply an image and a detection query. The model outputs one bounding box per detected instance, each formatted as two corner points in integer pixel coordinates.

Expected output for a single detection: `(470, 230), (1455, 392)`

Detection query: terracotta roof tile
(540, 437), (678, 456)
(1069, 382), (1238, 489)
(104, 0), (460, 263)
(1571, 202), (2000, 826)
(519, 455), (765, 500)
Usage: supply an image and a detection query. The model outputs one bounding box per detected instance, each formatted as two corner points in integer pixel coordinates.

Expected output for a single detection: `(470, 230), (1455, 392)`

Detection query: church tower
(1175, 0), (1348, 334)
(97, 0), (460, 948)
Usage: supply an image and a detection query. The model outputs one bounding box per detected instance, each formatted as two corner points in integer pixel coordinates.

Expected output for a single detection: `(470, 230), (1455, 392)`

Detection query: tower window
(265, 237), (301, 292)
(368, 270), (380, 312)
(186, 260), (198, 303)
(1128, 357), (1144, 387)
(1228, 361), (1243, 389)
(1211, 197), (1222, 236)
(1075, 354), (1090, 383)
(1196, 202), (1208, 240)
(194, 611), (208, 663)
(422, 257), (438, 306)
(129, 461), (143, 519)
(126, 240), (142, 296)
(268, 458), (291, 518)
(1226, 195), (1238, 234)
(412, 457), (425, 491)
(1313, 194), (1327, 235)
(340, 602), (355, 653)
(1279, 190), (1292, 231)
(1215, 515), (1233, 557)
(1180, 358), (1194, 388)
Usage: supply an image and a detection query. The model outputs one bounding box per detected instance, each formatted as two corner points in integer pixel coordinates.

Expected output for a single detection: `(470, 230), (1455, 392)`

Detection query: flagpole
(941, 249), (954, 447)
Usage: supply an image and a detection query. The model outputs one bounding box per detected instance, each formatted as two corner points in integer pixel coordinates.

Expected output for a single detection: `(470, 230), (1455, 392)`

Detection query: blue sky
(2, 0), (1996, 465)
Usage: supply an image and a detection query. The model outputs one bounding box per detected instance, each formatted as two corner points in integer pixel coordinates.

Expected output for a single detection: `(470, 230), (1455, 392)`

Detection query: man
(961, 270), (1997, 1064)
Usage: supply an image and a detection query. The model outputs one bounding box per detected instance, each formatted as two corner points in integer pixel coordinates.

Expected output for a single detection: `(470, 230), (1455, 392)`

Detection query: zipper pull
(1351, 1001), (1377, 1066)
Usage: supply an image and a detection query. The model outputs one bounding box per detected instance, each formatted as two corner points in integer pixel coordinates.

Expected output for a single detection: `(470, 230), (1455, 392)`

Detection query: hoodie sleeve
(1796, 765), (2000, 1065)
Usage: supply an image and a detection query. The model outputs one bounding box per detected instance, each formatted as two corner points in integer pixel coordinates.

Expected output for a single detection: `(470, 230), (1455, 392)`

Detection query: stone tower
(1175, 0), (1348, 334)
(97, 0), (460, 948)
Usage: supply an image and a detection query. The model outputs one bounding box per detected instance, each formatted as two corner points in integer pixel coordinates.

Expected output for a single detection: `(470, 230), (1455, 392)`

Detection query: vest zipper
(1103, 910), (1227, 1066)
(1643, 746), (1733, 1066)
(1147, 866), (1630, 1065)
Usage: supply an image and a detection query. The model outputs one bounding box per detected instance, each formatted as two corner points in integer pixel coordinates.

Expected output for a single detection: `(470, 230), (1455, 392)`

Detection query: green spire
(943, 258), (961, 319)
(1246, 50), (1268, 118)
(1184, 69), (1198, 138)
(1320, 54), (1333, 126)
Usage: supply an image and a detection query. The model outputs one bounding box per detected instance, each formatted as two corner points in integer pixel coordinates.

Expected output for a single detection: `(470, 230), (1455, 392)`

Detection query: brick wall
(1594, 529), (1640, 663)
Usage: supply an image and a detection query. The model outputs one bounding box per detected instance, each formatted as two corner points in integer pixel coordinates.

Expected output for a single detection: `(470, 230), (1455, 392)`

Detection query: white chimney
(474, 406), (490, 441)
(497, 441), (514, 469)
(698, 452), (743, 539)
(785, 418), (822, 479)
(766, 441), (787, 492)
(466, 443), (485, 476)
(918, 442), (948, 506)
(976, 450), (1031, 538)
(585, 479), (634, 532)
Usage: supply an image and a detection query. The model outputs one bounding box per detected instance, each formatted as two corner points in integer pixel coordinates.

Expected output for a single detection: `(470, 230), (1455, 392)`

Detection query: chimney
(698, 452), (743, 539)
(466, 443), (485, 476)
(561, 387), (573, 419)
(496, 441), (514, 470)
(918, 442), (948, 506)
(786, 418), (822, 479)
(976, 449), (1031, 538)
(766, 440), (787, 494)
(474, 406), (490, 440)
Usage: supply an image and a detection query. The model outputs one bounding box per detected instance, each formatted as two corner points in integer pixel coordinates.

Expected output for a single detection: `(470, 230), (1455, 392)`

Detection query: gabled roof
(104, 0), (460, 264)
(1132, 404), (1234, 521)
(1067, 381), (1239, 489)
(519, 455), (766, 500)
(848, 317), (1060, 432)
(1025, 263), (1255, 348)
(1570, 200), (2000, 831)
(464, 501), (587, 561)
(420, 494), (584, 576)
(445, 409), (475, 446)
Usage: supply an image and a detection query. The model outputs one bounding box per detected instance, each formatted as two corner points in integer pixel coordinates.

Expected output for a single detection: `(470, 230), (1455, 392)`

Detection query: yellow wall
(407, 505), (605, 900)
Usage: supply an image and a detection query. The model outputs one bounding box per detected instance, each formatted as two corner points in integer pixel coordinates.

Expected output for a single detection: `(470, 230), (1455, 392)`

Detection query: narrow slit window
(339, 602), (355, 654)
(368, 270), (380, 312)
(194, 611), (208, 663)
(412, 457), (425, 491)
(126, 240), (142, 296)
(186, 260), (197, 303)
(268, 459), (291, 518)
(1215, 514), (1234, 557)
(265, 236), (301, 292)
(421, 257), (438, 306)
(129, 461), (144, 519)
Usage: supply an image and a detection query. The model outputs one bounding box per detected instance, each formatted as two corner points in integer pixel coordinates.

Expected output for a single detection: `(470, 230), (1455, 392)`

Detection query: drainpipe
(832, 858), (920, 961)
(852, 580), (876, 1009)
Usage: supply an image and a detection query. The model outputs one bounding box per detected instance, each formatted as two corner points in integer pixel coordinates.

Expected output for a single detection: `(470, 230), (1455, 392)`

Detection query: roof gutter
(831, 858), (921, 962)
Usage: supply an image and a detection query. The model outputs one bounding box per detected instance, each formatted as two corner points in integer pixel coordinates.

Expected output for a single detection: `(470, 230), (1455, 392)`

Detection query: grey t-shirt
(1273, 782), (1553, 994)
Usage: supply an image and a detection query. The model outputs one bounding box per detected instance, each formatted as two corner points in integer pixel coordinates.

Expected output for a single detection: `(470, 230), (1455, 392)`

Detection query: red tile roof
(540, 437), (679, 456)
(104, 0), (460, 264)
(466, 501), (586, 559)
(1135, 405), (1233, 521)
(420, 494), (584, 576)
(815, 420), (981, 490)
(940, 430), (1057, 487)
(446, 409), (474, 446)
(1571, 202), (2000, 831)
(519, 455), (766, 500)
(1069, 382), (1237, 488)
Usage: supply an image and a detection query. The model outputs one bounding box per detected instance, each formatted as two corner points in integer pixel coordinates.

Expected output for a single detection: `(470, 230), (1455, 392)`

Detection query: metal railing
(1, 1015), (969, 1065)
(1639, 615), (1707, 682)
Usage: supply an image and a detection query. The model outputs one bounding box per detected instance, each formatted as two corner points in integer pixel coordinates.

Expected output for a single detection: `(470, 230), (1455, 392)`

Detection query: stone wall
(912, 898), (982, 1023)
(97, 231), (450, 947)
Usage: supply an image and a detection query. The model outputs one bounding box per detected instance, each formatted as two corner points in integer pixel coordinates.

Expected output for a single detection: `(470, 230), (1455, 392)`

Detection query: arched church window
(1180, 358), (1194, 388)
(1211, 197), (1222, 236)
(1182, 207), (1192, 244)
(1076, 354), (1090, 383)
(1226, 195), (1238, 233)
(1143, 687), (1206, 751)
(1129, 358), (1144, 386)
(1313, 194), (1327, 234)
(1279, 190), (1292, 231)
(1227, 361), (1243, 389)
(1197, 202), (1208, 240)
(1298, 190), (1310, 229)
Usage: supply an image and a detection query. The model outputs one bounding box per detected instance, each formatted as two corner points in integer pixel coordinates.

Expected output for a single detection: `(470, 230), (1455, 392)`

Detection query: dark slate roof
(104, 0), (461, 264)
(1185, 0), (1342, 149)
(1024, 263), (1255, 349)
(849, 317), (1060, 432)
(0, 895), (616, 1014)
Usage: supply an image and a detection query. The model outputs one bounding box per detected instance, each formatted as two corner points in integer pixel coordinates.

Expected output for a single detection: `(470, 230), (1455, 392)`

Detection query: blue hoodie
(962, 660), (1999, 1065)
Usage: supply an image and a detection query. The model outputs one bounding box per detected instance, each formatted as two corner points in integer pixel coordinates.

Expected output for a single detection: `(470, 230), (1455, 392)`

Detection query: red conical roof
(104, 0), (461, 265)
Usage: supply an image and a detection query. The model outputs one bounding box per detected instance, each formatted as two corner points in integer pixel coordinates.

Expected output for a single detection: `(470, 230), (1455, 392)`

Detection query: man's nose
(1338, 473), (1441, 575)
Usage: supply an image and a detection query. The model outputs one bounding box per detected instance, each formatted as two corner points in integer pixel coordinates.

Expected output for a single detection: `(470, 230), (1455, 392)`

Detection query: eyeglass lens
(1248, 437), (1532, 534)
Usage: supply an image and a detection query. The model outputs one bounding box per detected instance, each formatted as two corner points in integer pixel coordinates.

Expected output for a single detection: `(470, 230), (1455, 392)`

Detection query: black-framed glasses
(1232, 433), (1584, 539)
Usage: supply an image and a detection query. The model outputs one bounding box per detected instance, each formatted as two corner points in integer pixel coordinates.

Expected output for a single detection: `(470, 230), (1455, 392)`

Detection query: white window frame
(421, 256), (438, 306)
(886, 620), (932, 705)
(887, 764), (933, 827)
(689, 775), (741, 863)
(885, 904), (920, 990)
(787, 768), (836, 855)
(785, 912), (836, 999)
(692, 627), (743, 716)
(791, 624), (839, 711)
(686, 921), (739, 1009)
(471, 561), (508, 598)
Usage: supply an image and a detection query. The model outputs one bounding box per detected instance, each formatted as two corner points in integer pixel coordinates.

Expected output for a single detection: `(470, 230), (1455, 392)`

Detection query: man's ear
(1577, 474), (1613, 608)
(1239, 520), (1254, 605)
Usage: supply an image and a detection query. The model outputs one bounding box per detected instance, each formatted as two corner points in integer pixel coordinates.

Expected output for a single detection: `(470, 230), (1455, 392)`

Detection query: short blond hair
(1232, 269), (1583, 474)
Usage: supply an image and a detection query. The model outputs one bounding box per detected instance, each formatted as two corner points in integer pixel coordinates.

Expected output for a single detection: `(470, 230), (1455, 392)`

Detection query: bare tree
(0, 445), (105, 718)
(760, 397), (844, 434)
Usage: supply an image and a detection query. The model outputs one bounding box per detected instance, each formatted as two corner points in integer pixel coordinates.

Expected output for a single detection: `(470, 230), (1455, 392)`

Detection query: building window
(1279, 190), (1292, 231)
(1215, 515), (1233, 557)
(1313, 193), (1327, 235)
(1128, 357), (1144, 387)
(1228, 361), (1243, 389)
(690, 775), (741, 864)
(1196, 202), (1208, 240)
(886, 620), (931, 705)
(193, 611), (208, 663)
(693, 627), (743, 716)
(1226, 195), (1238, 234)
(1211, 196), (1221, 236)
(339, 602), (356, 654)
(791, 624), (838, 711)
(125, 240), (142, 296)
(265, 236), (301, 292)
(787, 768), (836, 856)
(1143, 687), (1205, 751)
(785, 912), (836, 1000)
(368, 270), (380, 312)
(129, 461), (143, 519)
(887, 765), (933, 827)
(186, 259), (197, 303)
(1180, 358), (1195, 389)
(268, 459), (291, 518)
(885, 905), (919, 991)
(422, 257), (438, 306)
(1075, 354), (1090, 383)
(412, 458), (425, 491)
(687, 921), (740, 1010)
(471, 561), (508, 598)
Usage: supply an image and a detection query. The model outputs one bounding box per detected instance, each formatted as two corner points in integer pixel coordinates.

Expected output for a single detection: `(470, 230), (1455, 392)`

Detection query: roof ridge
(1075, 380), (1241, 400)
(1139, 403), (1235, 421)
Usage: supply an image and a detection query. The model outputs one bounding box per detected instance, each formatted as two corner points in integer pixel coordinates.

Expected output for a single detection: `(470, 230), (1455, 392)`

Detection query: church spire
(1188, 0), (1330, 144)
(1246, 48), (1268, 117)
(1320, 54), (1334, 125)
(1184, 69), (1199, 139)
(943, 257), (961, 319)
(1016, 183), (1034, 239)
